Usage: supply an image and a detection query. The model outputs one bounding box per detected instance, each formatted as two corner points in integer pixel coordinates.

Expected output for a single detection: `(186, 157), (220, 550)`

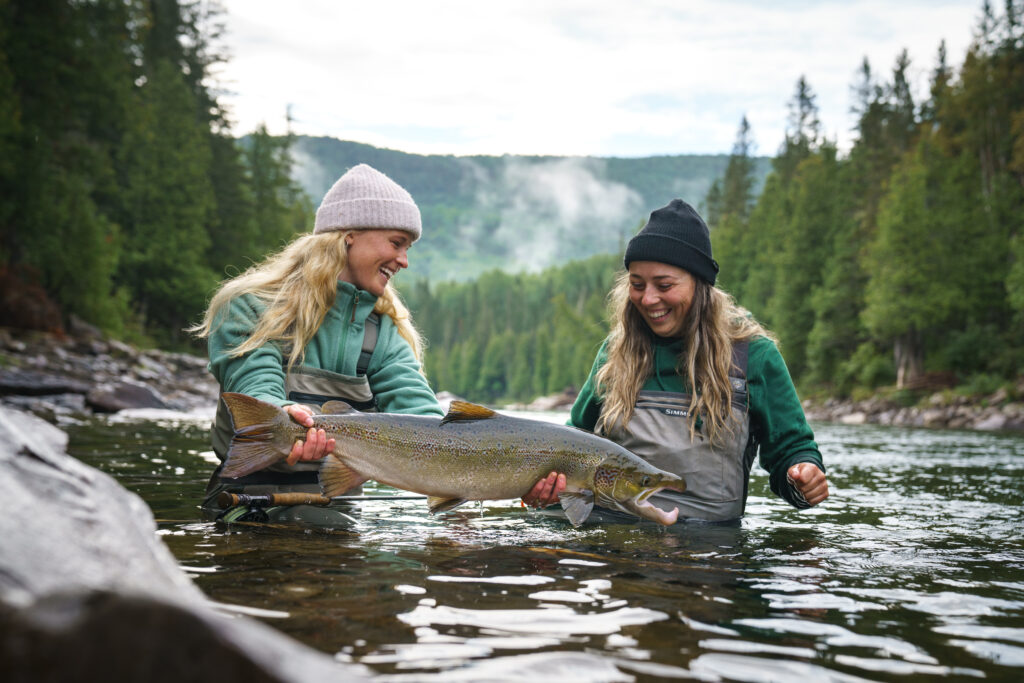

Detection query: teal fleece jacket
(208, 280), (443, 417)
(569, 335), (824, 509)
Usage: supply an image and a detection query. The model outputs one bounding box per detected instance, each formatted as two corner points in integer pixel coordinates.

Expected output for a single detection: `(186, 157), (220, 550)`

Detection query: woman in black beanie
(523, 199), (828, 523)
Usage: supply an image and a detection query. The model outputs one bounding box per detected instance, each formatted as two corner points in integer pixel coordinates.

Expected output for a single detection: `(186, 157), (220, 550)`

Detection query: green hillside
(292, 137), (772, 281)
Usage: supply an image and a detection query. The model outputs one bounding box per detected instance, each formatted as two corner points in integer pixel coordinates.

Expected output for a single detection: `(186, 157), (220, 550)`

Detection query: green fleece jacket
(569, 335), (824, 509)
(208, 280), (442, 417)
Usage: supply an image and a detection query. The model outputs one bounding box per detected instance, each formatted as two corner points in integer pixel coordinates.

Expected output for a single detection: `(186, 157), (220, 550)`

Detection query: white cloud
(216, 0), (981, 157)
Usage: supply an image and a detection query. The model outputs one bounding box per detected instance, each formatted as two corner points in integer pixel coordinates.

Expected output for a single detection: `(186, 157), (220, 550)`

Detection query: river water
(65, 408), (1024, 681)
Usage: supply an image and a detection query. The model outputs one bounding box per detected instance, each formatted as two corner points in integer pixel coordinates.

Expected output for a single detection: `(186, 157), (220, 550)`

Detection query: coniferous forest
(0, 0), (311, 347)
(1, 0), (1022, 404)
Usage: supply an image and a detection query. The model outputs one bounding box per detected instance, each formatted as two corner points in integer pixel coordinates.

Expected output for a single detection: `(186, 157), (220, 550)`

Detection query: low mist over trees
(291, 138), (772, 283)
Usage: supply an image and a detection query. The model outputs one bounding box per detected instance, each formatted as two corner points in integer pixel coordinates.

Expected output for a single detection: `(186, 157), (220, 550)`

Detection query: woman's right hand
(522, 471), (567, 508)
(284, 404), (336, 465)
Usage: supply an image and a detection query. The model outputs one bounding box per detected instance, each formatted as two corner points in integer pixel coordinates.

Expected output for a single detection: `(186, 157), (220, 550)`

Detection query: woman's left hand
(522, 471), (567, 508)
(787, 462), (829, 506)
(284, 404), (336, 465)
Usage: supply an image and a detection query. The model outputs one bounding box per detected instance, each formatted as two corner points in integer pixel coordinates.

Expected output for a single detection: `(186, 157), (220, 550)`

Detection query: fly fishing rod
(216, 491), (428, 508)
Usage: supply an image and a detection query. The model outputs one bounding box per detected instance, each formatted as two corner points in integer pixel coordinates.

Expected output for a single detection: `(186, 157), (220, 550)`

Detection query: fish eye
(641, 475), (651, 487)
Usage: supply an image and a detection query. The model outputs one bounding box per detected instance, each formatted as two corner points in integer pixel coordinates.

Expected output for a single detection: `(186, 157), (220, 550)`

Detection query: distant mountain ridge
(291, 136), (771, 282)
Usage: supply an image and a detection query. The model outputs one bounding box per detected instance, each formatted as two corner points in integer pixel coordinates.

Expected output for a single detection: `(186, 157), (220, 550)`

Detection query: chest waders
(202, 314), (380, 527)
(597, 342), (755, 524)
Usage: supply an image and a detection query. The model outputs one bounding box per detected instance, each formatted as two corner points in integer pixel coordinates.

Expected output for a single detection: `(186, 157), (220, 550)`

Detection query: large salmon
(219, 392), (685, 526)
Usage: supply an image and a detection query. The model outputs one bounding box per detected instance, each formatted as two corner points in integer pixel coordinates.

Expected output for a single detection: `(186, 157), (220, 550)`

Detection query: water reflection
(63, 410), (1024, 681)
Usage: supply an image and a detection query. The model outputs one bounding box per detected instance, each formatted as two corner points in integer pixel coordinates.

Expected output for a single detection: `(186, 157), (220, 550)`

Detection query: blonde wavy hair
(191, 230), (424, 369)
(595, 271), (773, 446)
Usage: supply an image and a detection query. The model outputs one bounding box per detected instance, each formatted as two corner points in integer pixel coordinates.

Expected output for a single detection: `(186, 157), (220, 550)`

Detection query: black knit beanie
(623, 199), (719, 285)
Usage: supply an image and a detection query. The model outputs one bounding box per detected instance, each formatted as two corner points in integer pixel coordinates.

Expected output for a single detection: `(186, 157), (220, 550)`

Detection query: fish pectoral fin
(558, 490), (595, 527)
(427, 496), (470, 514)
(318, 454), (368, 498)
(440, 401), (497, 425)
(320, 400), (356, 415)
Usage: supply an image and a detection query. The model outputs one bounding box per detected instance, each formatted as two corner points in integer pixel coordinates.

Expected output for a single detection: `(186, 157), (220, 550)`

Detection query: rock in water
(86, 380), (168, 412)
(0, 405), (369, 682)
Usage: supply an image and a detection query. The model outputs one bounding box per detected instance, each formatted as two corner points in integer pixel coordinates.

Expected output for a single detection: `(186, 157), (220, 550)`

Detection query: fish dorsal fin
(427, 496), (470, 514)
(320, 400), (356, 415)
(440, 401), (497, 425)
(559, 490), (595, 527)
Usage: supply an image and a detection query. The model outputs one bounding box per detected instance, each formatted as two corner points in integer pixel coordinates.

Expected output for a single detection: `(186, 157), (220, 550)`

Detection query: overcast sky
(215, 0), (982, 158)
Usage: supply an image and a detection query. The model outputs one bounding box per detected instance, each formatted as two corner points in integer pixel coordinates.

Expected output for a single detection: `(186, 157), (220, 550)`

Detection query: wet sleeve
(747, 337), (825, 509)
(367, 324), (444, 417)
(207, 297), (291, 407)
(568, 342), (609, 431)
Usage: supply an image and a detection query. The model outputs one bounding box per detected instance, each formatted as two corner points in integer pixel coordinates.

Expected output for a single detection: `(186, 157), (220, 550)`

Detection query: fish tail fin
(220, 393), (292, 478)
(319, 453), (368, 498)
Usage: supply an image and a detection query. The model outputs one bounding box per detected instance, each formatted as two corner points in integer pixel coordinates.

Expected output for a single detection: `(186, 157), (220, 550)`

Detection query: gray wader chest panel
(598, 342), (755, 522)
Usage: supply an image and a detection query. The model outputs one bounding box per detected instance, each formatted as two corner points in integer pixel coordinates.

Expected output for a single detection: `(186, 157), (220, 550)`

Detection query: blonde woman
(524, 199), (828, 523)
(193, 164), (442, 526)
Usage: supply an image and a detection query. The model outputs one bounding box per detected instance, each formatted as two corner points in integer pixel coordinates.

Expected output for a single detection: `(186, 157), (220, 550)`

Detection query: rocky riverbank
(802, 387), (1024, 432)
(0, 325), (218, 424)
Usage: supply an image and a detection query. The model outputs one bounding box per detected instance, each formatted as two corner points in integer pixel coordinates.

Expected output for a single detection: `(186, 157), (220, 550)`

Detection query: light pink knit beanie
(313, 164), (422, 240)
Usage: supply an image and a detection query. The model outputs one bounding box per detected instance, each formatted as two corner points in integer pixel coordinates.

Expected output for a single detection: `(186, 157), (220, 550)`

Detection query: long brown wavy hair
(191, 231), (424, 369)
(595, 271), (773, 445)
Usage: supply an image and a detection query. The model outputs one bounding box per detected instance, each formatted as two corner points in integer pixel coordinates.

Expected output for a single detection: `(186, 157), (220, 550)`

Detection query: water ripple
(398, 604), (669, 636)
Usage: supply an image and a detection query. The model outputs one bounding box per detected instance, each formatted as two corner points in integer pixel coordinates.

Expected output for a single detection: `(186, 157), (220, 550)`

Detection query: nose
(396, 247), (409, 270)
(640, 286), (659, 307)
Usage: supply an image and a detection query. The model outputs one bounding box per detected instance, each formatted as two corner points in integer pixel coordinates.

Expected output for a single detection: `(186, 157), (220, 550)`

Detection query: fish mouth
(624, 485), (683, 526)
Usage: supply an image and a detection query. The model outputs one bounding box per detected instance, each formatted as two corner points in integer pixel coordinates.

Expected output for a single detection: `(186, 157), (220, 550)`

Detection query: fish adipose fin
(320, 400), (356, 415)
(221, 393), (290, 478)
(441, 401), (497, 425)
(559, 490), (595, 527)
(427, 496), (470, 514)
(319, 454), (369, 498)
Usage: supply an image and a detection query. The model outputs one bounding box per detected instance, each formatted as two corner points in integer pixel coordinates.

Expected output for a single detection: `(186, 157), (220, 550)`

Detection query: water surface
(66, 409), (1024, 681)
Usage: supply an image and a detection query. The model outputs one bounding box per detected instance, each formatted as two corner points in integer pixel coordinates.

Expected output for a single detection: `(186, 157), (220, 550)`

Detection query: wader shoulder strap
(357, 312), (380, 377)
(729, 341), (749, 411)
(730, 340), (749, 376)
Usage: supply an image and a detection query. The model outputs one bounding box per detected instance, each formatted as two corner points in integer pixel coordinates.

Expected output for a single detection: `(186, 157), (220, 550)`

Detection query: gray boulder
(86, 380), (169, 412)
(0, 406), (368, 682)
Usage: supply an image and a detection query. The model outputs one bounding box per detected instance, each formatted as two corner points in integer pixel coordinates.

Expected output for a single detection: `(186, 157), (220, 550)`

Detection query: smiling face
(627, 261), (697, 338)
(338, 229), (413, 296)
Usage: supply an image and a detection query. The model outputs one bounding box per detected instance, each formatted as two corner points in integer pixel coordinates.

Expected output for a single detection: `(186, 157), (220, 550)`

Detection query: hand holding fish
(786, 462), (829, 506)
(522, 471), (566, 508)
(284, 404), (336, 465)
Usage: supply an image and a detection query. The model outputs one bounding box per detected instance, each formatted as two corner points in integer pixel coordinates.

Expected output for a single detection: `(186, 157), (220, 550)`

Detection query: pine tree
(766, 144), (843, 379)
(117, 59), (216, 340)
(709, 115), (757, 298)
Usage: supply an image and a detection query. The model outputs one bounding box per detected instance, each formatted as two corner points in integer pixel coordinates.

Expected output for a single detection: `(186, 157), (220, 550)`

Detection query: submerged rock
(86, 380), (169, 412)
(0, 405), (368, 682)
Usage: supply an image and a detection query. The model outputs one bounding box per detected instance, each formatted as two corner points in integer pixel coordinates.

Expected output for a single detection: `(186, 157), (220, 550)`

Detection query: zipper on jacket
(351, 290), (359, 322)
